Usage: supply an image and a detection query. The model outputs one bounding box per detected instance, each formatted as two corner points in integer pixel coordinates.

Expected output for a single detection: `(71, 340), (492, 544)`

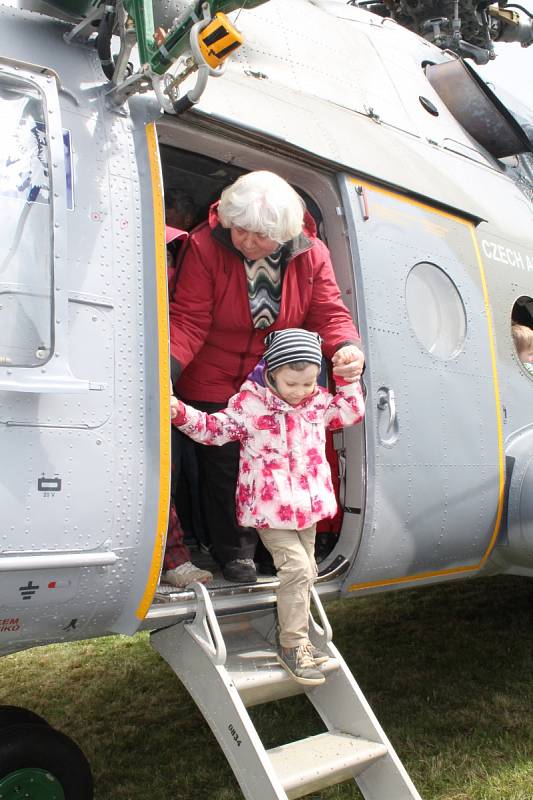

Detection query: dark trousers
(180, 399), (257, 566)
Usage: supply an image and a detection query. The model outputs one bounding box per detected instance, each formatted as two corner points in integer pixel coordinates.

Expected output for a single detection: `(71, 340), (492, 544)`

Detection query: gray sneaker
(277, 645), (326, 686)
(304, 642), (330, 666)
(161, 562), (213, 588)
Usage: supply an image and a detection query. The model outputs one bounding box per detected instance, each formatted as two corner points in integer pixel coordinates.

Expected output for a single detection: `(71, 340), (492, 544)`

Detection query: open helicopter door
(0, 32), (171, 650)
(338, 176), (505, 594)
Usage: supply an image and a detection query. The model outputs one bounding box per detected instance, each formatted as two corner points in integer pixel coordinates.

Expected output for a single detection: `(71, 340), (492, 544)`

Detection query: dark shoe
(277, 645), (326, 686)
(222, 558), (257, 583)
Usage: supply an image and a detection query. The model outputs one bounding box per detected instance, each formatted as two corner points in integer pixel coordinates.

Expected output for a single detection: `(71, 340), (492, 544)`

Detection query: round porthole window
(511, 296), (533, 378)
(406, 262), (466, 359)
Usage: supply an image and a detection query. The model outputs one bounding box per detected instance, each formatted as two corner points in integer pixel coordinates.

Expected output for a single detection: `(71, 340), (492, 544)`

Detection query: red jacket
(169, 203), (360, 403)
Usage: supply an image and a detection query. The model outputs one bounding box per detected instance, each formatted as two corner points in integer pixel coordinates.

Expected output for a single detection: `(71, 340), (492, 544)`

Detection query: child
(511, 323), (533, 375)
(171, 328), (365, 685)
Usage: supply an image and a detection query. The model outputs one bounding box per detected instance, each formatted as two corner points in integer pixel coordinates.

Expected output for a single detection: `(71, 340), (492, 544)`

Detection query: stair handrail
(309, 585), (333, 647)
(184, 581), (227, 665)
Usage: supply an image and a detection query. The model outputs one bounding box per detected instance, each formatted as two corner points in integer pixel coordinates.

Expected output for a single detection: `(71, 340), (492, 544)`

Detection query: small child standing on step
(171, 328), (365, 686)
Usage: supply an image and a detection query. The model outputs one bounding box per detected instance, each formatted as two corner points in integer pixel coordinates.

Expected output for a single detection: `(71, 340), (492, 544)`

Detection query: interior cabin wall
(157, 117), (366, 567)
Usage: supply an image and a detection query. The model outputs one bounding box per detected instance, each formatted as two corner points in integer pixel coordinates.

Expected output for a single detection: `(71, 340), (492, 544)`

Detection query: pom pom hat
(264, 328), (323, 372)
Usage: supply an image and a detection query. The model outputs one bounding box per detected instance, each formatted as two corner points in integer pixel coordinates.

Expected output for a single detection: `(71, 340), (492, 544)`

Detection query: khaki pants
(258, 525), (317, 649)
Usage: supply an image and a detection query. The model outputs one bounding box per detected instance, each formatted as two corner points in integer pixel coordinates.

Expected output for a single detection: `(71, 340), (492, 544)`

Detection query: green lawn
(1, 575), (532, 799)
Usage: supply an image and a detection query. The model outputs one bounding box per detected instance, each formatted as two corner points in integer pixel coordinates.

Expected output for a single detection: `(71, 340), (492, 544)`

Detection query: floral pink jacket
(174, 377), (365, 531)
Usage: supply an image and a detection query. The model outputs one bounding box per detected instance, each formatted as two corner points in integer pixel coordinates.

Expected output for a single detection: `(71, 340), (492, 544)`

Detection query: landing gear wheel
(0, 706), (49, 729)
(0, 767), (65, 798)
(0, 723), (93, 800)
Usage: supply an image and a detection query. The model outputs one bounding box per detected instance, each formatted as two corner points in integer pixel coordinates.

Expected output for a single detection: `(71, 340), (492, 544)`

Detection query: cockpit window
(0, 74), (53, 367)
(511, 296), (533, 379)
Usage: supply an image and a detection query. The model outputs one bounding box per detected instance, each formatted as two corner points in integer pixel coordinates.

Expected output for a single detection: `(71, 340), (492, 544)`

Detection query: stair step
(268, 731), (388, 799)
(227, 646), (339, 706)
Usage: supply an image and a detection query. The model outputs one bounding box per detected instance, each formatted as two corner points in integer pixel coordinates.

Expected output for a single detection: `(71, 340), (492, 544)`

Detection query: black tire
(0, 706), (49, 729)
(0, 723), (93, 800)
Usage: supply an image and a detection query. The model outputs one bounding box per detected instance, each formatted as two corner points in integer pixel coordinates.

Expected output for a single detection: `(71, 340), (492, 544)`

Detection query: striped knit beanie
(263, 328), (323, 371)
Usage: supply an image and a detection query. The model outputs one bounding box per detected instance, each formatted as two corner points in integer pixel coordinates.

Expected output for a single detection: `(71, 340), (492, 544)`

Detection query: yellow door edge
(136, 122), (171, 619)
(468, 227), (505, 567)
(348, 563), (477, 593)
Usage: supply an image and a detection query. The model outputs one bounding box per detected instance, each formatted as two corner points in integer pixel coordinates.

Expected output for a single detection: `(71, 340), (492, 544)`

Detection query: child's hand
(332, 345), (364, 382)
(170, 395), (180, 420)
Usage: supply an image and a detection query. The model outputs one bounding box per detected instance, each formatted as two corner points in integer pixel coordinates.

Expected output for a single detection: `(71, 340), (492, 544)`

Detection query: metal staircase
(150, 583), (422, 800)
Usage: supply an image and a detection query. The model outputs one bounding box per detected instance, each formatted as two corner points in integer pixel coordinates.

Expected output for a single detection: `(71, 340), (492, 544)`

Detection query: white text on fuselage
(482, 239), (533, 271)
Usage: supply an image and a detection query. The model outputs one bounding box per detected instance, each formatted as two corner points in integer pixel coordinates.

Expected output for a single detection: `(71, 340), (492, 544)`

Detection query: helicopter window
(511, 296), (533, 379)
(405, 262), (466, 359)
(0, 74), (52, 368)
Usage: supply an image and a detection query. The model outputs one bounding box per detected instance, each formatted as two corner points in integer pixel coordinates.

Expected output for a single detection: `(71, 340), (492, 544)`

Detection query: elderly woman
(169, 170), (364, 583)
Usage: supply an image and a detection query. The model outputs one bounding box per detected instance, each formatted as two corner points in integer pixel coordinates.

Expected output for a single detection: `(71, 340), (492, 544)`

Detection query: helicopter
(0, 0), (532, 798)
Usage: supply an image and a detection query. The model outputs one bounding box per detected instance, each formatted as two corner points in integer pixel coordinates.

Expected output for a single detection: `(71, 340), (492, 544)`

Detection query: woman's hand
(332, 345), (365, 382)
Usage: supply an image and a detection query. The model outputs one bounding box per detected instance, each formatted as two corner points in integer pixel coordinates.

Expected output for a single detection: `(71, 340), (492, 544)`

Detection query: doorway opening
(156, 120), (366, 596)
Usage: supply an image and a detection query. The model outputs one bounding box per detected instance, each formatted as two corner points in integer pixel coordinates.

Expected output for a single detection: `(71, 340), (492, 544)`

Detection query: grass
(0, 575), (532, 799)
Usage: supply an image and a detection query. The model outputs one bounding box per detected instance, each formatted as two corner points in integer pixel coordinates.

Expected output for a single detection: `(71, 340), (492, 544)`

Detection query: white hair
(218, 171), (305, 243)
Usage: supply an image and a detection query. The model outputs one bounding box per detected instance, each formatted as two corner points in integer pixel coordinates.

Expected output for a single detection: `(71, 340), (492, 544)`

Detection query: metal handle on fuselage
(377, 387), (396, 433)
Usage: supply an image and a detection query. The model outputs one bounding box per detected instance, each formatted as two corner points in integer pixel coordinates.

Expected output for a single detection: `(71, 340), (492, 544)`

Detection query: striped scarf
(244, 247), (283, 329)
